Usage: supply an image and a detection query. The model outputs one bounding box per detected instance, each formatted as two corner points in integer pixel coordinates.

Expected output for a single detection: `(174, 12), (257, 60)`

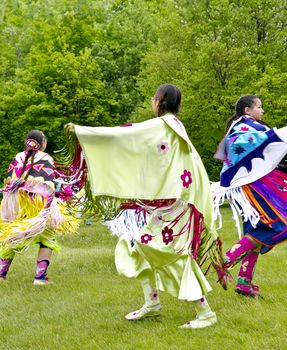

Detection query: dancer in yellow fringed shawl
(64, 84), (221, 328)
(0, 130), (79, 285)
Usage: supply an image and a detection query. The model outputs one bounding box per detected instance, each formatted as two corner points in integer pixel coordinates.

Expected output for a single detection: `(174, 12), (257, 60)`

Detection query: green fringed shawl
(74, 114), (217, 241)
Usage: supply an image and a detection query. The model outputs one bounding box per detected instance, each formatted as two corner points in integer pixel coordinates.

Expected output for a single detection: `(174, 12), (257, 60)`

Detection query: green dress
(74, 114), (218, 301)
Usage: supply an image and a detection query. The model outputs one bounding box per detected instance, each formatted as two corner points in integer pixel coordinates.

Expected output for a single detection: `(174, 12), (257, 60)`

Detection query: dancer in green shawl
(65, 84), (220, 329)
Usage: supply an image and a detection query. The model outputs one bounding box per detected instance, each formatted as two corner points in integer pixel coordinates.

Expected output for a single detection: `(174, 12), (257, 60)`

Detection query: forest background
(0, 0), (286, 181)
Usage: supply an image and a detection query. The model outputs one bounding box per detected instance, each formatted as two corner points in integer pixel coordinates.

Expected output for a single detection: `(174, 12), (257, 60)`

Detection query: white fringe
(212, 182), (260, 239)
(103, 199), (188, 240)
(104, 209), (146, 240)
(1, 192), (19, 222)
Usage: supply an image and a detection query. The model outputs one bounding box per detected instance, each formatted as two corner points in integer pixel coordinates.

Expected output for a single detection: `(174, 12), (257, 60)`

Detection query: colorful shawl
(62, 114), (220, 265)
(214, 116), (287, 189)
(0, 150), (78, 248)
(213, 116), (287, 235)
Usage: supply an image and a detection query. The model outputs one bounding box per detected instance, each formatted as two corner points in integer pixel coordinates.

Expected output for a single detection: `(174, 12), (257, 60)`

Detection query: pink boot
(0, 259), (12, 280)
(33, 259), (50, 285)
(235, 251), (260, 297)
(214, 236), (257, 290)
(224, 236), (257, 268)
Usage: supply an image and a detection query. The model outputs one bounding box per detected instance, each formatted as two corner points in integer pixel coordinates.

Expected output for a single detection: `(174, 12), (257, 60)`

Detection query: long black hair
(154, 84), (181, 117)
(19, 130), (46, 181)
(226, 94), (270, 131)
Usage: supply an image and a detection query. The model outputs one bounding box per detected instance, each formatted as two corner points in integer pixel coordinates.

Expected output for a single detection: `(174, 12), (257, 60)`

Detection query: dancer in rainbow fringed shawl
(0, 130), (79, 285)
(64, 84), (221, 329)
(213, 94), (287, 297)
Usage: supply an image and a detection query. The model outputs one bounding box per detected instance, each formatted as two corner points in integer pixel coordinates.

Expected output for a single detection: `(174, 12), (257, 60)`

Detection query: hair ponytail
(154, 84), (181, 117)
(225, 94), (258, 131)
(19, 149), (34, 180)
(225, 113), (241, 131)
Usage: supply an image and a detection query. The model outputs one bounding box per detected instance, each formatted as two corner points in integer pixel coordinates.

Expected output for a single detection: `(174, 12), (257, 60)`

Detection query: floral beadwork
(150, 290), (158, 301)
(140, 233), (153, 244)
(180, 169), (192, 188)
(25, 138), (41, 150)
(157, 141), (169, 154)
(161, 226), (174, 245)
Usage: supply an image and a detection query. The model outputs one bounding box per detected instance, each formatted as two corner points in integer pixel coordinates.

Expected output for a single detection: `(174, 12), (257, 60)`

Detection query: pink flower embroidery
(180, 169), (192, 188)
(200, 297), (207, 306)
(161, 226), (174, 245)
(240, 126), (249, 131)
(248, 136), (254, 142)
(157, 141), (169, 154)
(150, 290), (158, 300)
(140, 233), (153, 244)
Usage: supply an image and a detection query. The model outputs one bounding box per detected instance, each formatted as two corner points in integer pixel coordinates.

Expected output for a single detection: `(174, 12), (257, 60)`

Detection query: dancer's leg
(0, 248), (15, 281)
(215, 235), (259, 289)
(125, 270), (161, 320)
(179, 296), (217, 329)
(224, 236), (259, 268)
(33, 245), (53, 285)
(235, 251), (260, 297)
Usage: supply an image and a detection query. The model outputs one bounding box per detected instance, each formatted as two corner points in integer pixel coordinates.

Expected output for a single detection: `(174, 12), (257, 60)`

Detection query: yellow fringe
(0, 191), (79, 242)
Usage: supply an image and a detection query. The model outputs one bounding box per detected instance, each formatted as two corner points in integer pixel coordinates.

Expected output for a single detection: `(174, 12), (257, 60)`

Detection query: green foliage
(135, 0), (287, 180)
(0, 0), (286, 182)
(0, 0), (157, 180)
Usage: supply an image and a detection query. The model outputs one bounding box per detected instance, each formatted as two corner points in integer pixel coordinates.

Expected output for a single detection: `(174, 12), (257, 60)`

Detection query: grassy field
(1, 207), (287, 350)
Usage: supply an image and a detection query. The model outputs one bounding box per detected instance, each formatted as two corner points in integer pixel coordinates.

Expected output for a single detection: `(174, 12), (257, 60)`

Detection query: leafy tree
(0, 0), (157, 179)
(0, 0), (286, 183)
(136, 0), (287, 180)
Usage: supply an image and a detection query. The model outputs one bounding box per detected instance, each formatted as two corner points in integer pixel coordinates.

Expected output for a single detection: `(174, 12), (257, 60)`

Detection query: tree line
(0, 0), (286, 181)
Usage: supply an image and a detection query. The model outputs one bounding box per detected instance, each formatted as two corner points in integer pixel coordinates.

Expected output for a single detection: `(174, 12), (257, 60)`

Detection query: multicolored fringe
(54, 130), (87, 204)
(244, 169), (287, 225)
(213, 169), (287, 238)
(0, 189), (79, 250)
(202, 235), (231, 284)
(105, 198), (221, 267)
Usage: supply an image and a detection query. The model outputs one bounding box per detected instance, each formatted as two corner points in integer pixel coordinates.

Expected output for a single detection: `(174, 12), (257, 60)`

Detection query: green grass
(1, 207), (287, 350)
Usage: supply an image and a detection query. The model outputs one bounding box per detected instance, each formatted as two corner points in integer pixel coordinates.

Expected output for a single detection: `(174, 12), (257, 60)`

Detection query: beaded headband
(25, 138), (41, 151)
